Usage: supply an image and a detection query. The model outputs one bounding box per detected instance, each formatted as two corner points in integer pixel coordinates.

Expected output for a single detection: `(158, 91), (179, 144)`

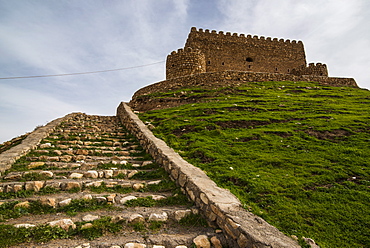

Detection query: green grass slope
(138, 81), (370, 248)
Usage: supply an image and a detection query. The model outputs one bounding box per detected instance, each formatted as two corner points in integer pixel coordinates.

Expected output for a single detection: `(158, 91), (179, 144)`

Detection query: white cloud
(0, 84), (79, 142)
(0, 0), (191, 142)
(216, 0), (370, 88)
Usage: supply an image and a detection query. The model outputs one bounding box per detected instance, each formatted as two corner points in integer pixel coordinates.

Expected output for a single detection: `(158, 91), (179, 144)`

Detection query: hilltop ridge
(138, 80), (370, 247)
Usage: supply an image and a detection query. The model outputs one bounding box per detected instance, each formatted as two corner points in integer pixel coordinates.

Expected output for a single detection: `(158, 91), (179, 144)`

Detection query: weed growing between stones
(148, 220), (163, 231)
(139, 81), (370, 248)
(0, 199), (116, 221)
(179, 213), (208, 227)
(0, 217), (124, 247)
(76, 216), (122, 240)
(0, 224), (70, 247)
(142, 179), (178, 192)
(22, 172), (52, 181)
(130, 222), (146, 232)
(0, 189), (36, 200)
(130, 167), (168, 180)
(88, 183), (134, 194)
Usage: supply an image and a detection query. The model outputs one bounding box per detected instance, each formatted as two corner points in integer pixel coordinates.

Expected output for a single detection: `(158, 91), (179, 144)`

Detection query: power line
(0, 61), (165, 80)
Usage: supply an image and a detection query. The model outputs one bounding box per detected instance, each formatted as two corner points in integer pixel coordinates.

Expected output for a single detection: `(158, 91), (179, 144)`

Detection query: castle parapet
(290, 63), (328, 77)
(187, 27), (303, 45)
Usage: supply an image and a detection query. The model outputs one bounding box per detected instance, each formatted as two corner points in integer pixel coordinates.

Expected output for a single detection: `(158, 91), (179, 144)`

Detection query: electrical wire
(0, 61), (165, 80)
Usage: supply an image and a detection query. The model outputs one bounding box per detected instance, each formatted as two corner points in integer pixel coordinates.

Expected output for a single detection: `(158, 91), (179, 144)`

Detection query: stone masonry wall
(117, 102), (301, 248)
(167, 27), (307, 79)
(166, 47), (206, 79)
(130, 71), (358, 110)
(291, 63), (328, 77)
(0, 113), (76, 174)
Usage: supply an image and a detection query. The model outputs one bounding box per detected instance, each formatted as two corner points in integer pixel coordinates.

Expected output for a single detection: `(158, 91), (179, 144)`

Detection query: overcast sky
(1, 0), (369, 143)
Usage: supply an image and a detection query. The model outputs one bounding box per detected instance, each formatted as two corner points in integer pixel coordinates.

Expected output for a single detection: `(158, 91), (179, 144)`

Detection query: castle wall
(130, 71), (358, 111)
(167, 27), (307, 78)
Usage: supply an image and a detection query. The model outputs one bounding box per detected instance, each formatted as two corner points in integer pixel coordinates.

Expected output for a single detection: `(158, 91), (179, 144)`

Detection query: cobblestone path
(0, 113), (223, 248)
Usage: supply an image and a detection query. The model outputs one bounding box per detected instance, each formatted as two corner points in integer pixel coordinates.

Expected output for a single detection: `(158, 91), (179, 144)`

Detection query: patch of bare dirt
(304, 129), (353, 140)
(130, 95), (210, 112)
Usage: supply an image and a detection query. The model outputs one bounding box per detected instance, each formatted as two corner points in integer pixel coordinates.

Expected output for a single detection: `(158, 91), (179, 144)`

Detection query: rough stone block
(69, 172), (84, 179)
(59, 198), (72, 207)
(174, 209), (192, 221)
(148, 212), (168, 222)
(193, 235), (210, 248)
(48, 218), (76, 231)
(119, 195), (137, 204)
(28, 162), (45, 169)
(62, 182), (81, 191)
(200, 193), (209, 204)
(84, 170), (98, 178)
(25, 181), (44, 192)
(128, 214), (145, 224)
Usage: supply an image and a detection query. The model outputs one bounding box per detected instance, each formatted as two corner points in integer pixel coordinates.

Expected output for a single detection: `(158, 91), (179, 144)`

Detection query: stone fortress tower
(130, 27), (357, 111)
(166, 27), (328, 80)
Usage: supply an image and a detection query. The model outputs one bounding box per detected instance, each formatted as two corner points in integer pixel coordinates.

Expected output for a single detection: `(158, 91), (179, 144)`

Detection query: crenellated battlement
(162, 27), (356, 89)
(189, 26), (303, 45)
(166, 27), (315, 79)
(291, 62), (328, 77)
(169, 47), (202, 55)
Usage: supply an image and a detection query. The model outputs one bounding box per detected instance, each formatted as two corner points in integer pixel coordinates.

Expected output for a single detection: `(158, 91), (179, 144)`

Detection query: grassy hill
(137, 81), (370, 248)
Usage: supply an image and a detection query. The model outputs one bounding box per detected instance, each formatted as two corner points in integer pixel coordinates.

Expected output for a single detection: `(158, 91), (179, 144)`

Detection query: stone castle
(0, 27), (360, 248)
(166, 27), (328, 79)
(129, 27), (357, 111)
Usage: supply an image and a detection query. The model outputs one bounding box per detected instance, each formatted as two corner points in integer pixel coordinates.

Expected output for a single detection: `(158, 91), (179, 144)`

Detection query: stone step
(44, 135), (132, 142)
(0, 178), (162, 193)
(3, 168), (155, 181)
(25, 155), (146, 163)
(34, 146), (139, 152)
(5, 206), (197, 226)
(6, 208), (220, 248)
(11, 159), (153, 171)
(24, 152), (144, 162)
(10, 227), (220, 248)
(0, 191), (173, 205)
(38, 145), (138, 151)
(1, 114), (225, 247)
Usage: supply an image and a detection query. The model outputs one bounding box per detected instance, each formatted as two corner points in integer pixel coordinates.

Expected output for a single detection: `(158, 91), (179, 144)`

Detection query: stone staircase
(0, 113), (224, 248)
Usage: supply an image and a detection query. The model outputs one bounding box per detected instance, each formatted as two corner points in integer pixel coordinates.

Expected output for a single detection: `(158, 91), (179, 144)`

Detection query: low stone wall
(131, 70), (357, 101)
(0, 113), (76, 174)
(117, 102), (300, 248)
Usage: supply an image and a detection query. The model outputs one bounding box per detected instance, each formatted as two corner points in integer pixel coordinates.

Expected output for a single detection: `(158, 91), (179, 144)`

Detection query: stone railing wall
(0, 113), (76, 174)
(117, 102), (300, 248)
